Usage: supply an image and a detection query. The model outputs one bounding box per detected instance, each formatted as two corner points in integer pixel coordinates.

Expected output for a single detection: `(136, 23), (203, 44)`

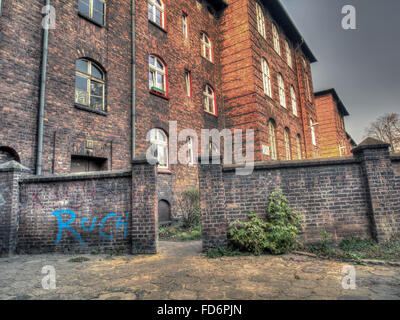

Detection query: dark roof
(346, 132), (357, 147)
(208, 0), (228, 12)
(315, 88), (350, 117)
(260, 0), (317, 63)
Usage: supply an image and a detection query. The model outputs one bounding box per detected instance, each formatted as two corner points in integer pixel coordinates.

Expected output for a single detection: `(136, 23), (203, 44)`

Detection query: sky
(280, 0), (400, 143)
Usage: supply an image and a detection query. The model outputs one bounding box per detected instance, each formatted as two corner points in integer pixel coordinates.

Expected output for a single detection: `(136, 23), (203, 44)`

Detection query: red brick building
(0, 0), (322, 219)
(314, 89), (354, 158)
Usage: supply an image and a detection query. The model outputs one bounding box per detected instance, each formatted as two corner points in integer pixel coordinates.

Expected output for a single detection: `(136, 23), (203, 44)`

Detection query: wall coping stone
(352, 137), (391, 154)
(132, 154), (158, 165)
(391, 154), (400, 161)
(223, 157), (359, 172)
(19, 169), (132, 184)
(0, 161), (31, 173)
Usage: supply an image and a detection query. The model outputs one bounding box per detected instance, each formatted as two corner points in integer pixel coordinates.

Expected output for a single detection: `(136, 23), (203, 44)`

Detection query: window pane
(148, 3), (153, 20)
(78, 0), (90, 17)
(90, 96), (104, 110)
(91, 65), (103, 79)
(156, 9), (161, 25)
(76, 60), (89, 74)
(149, 71), (154, 88)
(75, 76), (88, 105)
(156, 59), (163, 70)
(90, 81), (103, 97)
(149, 56), (155, 66)
(93, 0), (104, 12)
(92, 10), (104, 25)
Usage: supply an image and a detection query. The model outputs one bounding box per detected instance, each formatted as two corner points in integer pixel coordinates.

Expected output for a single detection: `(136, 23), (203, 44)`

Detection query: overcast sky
(281, 0), (400, 143)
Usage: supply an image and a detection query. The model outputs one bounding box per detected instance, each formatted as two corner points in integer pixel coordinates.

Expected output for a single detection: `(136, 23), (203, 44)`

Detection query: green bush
(179, 188), (201, 229)
(228, 190), (302, 255)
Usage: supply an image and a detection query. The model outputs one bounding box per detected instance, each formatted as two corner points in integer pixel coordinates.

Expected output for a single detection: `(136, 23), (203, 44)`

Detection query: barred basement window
(201, 32), (213, 62)
(149, 128), (168, 169)
(148, 0), (165, 28)
(255, 2), (266, 39)
(272, 23), (280, 55)
(78, 0), (106, 25)
(290, 85), (297, 116)
(277, 73), (286, 108)
(268, 120), (277, 160)
(149, 55), (167, 95)
(75, 59), (105, 112)
(262, 58), (272, 97)
(296, 134), (302, 159)
(203, 84), (216, 115)
(284, 128), (291, 160)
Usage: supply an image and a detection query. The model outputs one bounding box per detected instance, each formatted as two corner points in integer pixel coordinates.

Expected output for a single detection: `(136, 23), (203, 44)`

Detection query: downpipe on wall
(131, 0), (136, 160)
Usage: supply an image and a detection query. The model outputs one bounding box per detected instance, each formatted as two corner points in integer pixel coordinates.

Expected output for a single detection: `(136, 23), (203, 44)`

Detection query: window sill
(149, 90), (169, 100)
(157, 168), (172, 175)
(78, 13), (106, 28)
(75, 104), (107, 116)
(204, 110), (218, 117)
(201, 56), (214, 65)
(148, 20), (167, 33)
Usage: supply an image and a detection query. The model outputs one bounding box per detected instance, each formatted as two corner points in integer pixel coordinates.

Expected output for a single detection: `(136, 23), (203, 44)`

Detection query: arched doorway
(0, 146), (20, 164)
(158, 200), (171, 224)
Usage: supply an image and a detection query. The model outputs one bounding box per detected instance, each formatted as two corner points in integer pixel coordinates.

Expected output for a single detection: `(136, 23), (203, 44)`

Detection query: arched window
(285, 39), (292, 68)
(78, 0), (106, 25)
(149, 55), (167, 95)
(148, 0), (165, 28)
(149, 128), (168, 168)
(0, 146), (20, 164)
(284, 128), (291, 160)
(272, 23), (280, 55)
(261, 58), (272, 97)
(203, 84), (216, 115)
(268, 120), (277, 160)
(304, 76), (311, 102)
(296, 134), (302, 160)
(255, 2), (266, 38)
(310, 118), (317, 146)
(75, 59), (105, 111)
(277, 73), (286, 108)
(201, 33), (213, 62)
(290, 85), (297, 116)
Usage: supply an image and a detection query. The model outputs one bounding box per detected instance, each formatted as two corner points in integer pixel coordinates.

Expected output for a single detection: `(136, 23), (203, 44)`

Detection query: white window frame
(204, 84), (216, 115)
(277, 73), (286, 108)
(78, 0), (106, 25)
(268, 121), (277, 160)
(262, 58), (272, 97)
(310, 119), (317, 146)
(255, 2), (266, 38)
(184, 70), (191, 97)
(149, 55), (166, 93)
(285, 40), (292, 68)
(149, 129), (168, 169)
(182, 13), (188, 39)
(187, 137), (194, 165)
(284, 128), (291, 160)
(272, 23), (280, 55)
(201, 33), (213, 62)
(296, 135), (302, 160)
(305, 76), (311, 102)
(290, 85), (298, 116)
(148, 0), (165, 28)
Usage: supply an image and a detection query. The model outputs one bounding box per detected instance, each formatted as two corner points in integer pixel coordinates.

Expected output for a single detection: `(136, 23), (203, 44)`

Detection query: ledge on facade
(197, 154), (223, 164)
(0, 161), (31, 173)
(391, 153), (400, 161)
(132, 154), (158, 166)
(223, 156), (359, 172)
(19, 169), (132, 184)
(352, 137), (391, 154)
(75, 104), (107, 116)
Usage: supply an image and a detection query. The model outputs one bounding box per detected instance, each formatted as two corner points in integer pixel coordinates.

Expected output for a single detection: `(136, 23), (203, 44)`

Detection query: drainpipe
(131, 0), (136, 160)
(36, 0), (51, 175)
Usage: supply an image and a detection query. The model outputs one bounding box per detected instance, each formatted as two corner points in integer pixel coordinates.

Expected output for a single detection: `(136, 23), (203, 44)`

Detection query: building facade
(0, 0), (322, 219)
(314, 88), (354, 158)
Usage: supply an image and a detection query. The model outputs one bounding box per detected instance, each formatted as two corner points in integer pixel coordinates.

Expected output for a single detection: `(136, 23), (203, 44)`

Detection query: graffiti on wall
(52, 210), (129, 245)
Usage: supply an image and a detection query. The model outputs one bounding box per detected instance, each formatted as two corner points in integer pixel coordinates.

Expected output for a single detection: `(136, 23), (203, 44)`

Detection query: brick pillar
(198, 155), (227, 250)
(131, 155), (158, 254)
(353, 138), (400, 242)
(0, 161), (30, 256)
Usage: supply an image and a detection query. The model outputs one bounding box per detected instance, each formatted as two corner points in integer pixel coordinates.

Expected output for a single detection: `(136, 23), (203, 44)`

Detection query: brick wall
(199, 140), (400, 250)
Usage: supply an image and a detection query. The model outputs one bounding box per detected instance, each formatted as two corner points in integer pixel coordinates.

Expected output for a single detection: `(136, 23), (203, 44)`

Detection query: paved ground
(0, 241), (399, 300)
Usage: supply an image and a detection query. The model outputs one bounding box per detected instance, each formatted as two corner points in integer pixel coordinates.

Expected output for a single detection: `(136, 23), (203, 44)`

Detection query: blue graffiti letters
(53, 210), (84, 245)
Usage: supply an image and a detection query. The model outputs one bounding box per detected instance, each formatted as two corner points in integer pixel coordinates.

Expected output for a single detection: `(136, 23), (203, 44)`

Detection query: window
(296, 134), (302, 160)
(149, 55), (167, 95)
(304, 76), (311, 102)
(339, 144), (347, 157)
(148, 0), (165, 28)
(182, 13), (188, 39)
(78, 0), (105, 25)
(310, 118), (317, 146)
(201, 32), (213, 62)
(285, 40), (292, 68)
(290, 85), (297, 116)
(75, 59), (105, 111)
(255, 2), (266, 38)
(277, 73), (286, 108)
(261, 58), (272, 97)
(284, 128), (291, 160)
(203, 84), (216, 115)
(71, 155), (107, 173)
(149, 129), (168, 169)
(184, 70), (192, 97)
(268, 120), (277, 160)
(187, 137), (194, 165)
(272, 23), (280, 55)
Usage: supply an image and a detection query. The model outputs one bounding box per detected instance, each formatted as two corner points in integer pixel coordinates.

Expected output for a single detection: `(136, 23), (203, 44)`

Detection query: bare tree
(365, 113), (400, 152)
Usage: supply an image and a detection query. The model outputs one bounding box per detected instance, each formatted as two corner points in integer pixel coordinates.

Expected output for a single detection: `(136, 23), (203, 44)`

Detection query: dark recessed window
(78, 0), (105, 25)
(71, 155), (107, 173)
